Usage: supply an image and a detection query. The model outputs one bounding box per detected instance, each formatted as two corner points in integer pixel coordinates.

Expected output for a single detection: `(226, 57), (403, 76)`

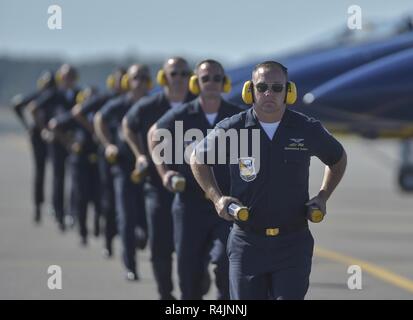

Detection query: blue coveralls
(100, 94), (148, 275)
(201, 108), (344, 300)
(156, 98), (243, 300)
(125, 92), (196, 299)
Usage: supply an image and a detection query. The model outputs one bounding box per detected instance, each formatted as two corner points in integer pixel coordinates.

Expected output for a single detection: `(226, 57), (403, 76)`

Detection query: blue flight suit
(156, 98), (243, 300)
(201, 107), (344, 300)
(125, 92), (196, 299)
(100, 94), (148, 275)
(12, 91), (47, 221)
(34, 87), (79, 230)
(54, 110), (101, 244)
(78, 92), (120, 253)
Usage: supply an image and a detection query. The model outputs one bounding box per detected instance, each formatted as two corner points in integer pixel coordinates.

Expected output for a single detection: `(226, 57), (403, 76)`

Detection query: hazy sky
(0, 0), (412, 66)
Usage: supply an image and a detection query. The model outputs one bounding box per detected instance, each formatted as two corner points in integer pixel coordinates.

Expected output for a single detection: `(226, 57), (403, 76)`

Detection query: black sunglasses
(255, 82), (285, 93)
(131, 74), (150, 81)
(170, 70), (191, 77)
(200, 74), (224, 83)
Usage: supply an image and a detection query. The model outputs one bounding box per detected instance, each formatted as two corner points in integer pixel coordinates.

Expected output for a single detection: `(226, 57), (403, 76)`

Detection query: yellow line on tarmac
(315, 246), (413, 294)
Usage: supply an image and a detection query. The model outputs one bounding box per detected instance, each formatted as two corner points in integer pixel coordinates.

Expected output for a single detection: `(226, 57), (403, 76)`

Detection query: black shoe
(125, 270), (139, 282)
(80, 237), (88, 247)
(34, 207), (41, 225)
(201, 269), (211, 296)
(102, 247), (113, 259)
(58, 221), (66, 233)
(135, 227), (148, 250)
(160, 294), (176, 300)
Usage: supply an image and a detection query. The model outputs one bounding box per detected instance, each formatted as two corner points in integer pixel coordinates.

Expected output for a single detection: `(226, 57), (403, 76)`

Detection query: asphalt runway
(0, 108), (412, 300)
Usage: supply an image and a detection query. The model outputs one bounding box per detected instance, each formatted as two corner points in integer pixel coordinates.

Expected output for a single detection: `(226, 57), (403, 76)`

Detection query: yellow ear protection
(241, 80), (297, 105)
(188, 75), (232, 95)
(55, 69), (79, 85)
(156, 69), (167, 86)
(76, 91), (86, 104)
(106, 74), (116, 90)
(121, 74), (153, 91)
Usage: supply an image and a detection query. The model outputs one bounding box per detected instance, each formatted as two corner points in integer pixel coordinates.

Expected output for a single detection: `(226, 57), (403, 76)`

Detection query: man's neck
(164, 87), (186, 103)
(253, 106), (285, 123)
(199, 95), (221, 114)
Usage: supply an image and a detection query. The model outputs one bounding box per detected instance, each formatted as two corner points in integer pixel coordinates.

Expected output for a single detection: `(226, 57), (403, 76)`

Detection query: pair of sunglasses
(170, 70), (191, 77)
(131, 74), (150, 81)
(255, 82), (285, 93)
(200, 74), (224, 83)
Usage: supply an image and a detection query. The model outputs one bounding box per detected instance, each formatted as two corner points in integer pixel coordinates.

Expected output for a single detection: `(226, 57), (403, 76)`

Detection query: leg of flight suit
(209, 218), (231, 300)
(89, 158), (101, 238)
(30, 129), (47, 221)
(98, 153), (117, 255)
(50, 141), (67, 230)
(144, 182), (174, 299)
(173, 194), (215, 300)
(113, 164), (139, 274)
(227, 227), (271, 300)
(70, 154), (88, 243)
(269, 229), (314, 300)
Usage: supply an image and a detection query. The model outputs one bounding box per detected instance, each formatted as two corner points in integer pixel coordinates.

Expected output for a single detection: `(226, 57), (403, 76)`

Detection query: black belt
(234, 220), (308, 237)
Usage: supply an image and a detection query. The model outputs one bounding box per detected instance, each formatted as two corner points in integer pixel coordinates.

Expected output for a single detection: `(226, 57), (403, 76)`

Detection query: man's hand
(306, 190), (327, 216)
(214, 196), (243, 221)
(41, 128), (55, 143)
(105, 144), (119, 163)
(162, 170), (181, 192)
(48, 118), (58, 131)
(136, 154), (149, 171)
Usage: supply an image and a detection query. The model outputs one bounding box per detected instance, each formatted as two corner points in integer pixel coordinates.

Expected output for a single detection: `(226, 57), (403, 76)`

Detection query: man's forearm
(319, 150), (347, 200)
(190, 154), (223, 203)
(122, 117), (145, 160)
(93, 112), (113, 147)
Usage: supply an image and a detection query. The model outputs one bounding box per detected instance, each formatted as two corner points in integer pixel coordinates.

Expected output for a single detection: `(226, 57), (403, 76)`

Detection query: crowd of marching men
(12, 58), (242, 300)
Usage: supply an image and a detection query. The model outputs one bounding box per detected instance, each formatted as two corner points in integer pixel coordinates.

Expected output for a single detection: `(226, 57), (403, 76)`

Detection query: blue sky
(0, 0), (412, 66)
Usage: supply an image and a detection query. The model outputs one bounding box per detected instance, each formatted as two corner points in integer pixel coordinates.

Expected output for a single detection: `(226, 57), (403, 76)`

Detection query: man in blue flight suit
(190, 61), (347, 300)
(148, 59), (243, 300)
(72, 68), (126, 256)
(94, 64), (150, 280)
(11, 70), (56, 224)
(31, 64), (80, 231)
(49, 87), (102, 246)
(123, 57), (195, 299)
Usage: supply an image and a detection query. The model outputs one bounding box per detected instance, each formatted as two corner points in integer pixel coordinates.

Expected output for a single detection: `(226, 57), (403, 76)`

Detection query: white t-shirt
(205, 112), (218, 126)
(259, 121), (280, 140)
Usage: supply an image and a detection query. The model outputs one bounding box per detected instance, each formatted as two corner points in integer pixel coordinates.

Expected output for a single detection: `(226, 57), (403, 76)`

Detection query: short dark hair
(252, 61), (288, 78)
(195, 59), (225, 74)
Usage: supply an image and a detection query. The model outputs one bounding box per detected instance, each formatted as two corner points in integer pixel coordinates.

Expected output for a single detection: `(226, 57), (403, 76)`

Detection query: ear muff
(76, 91), (86, 104)
(241, 80), (253, 105)
(156, 69), (167, 86)
(189, 75), (200, 95)
(106, 74), (116, 90)
(286, 81), (297, 105)
(120, 74), (130, 91)
(223, 76), (232, 93)
(55, 71), (63, 85)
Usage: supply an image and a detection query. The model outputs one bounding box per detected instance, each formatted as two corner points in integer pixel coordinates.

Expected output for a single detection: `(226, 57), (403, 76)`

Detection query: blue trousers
(172, 193), (231, 300)
(112, 161), (147, 273)
(143, 182), (174, 299)
(228, 224), (314, 300)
